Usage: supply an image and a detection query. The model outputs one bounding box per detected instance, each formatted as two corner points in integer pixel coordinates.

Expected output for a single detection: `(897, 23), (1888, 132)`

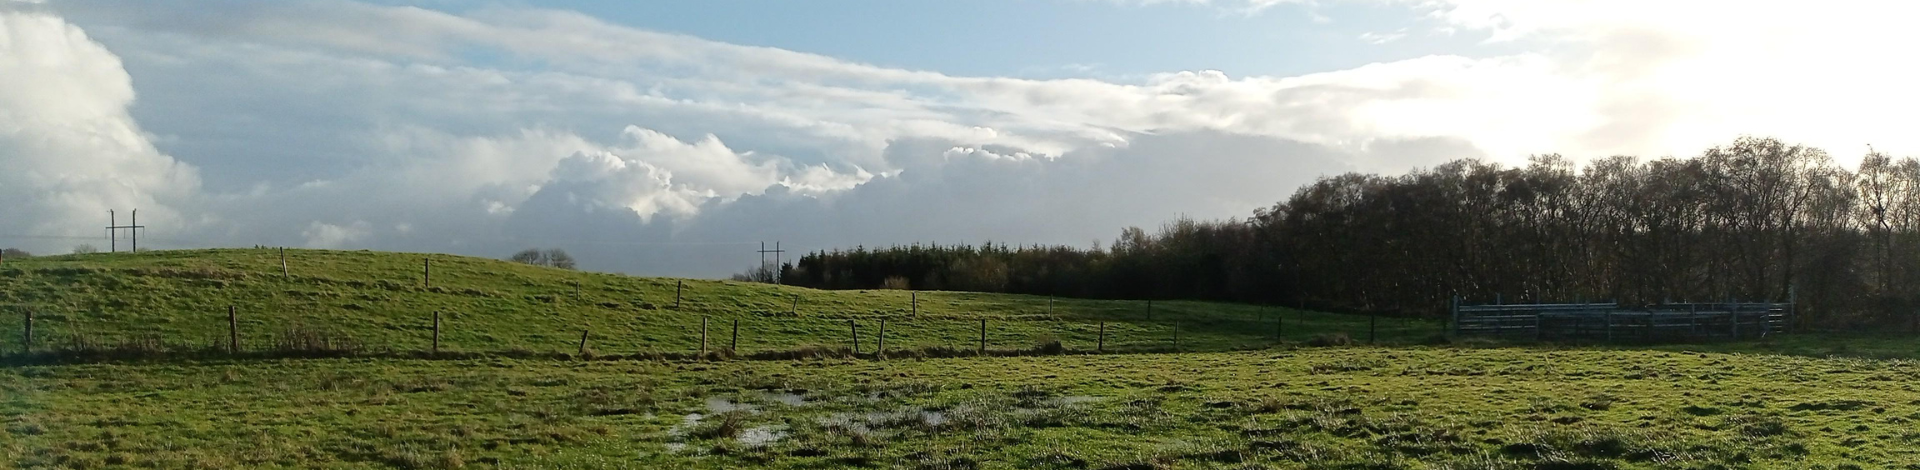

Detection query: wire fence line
(0, 301), (1445, 364)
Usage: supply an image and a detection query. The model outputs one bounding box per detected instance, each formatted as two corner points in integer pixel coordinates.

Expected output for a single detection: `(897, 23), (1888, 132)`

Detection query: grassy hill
(0, 249), (1440, 358)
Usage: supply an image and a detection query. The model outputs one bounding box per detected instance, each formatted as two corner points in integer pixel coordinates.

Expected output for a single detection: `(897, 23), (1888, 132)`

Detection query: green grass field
(6, 249), (1920, 469)
(0, 249), (1436, 358)
(7, 346), (1919, 469)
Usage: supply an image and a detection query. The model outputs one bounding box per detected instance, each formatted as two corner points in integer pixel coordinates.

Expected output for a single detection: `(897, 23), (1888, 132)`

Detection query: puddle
(705, 397), (757, 413)
(738, 425), (788, 447)
(920, 410), (947, 427)
(816, 407), (951, 431)
(1057, 395), (1107, 405)
(758, 390), (807, 407)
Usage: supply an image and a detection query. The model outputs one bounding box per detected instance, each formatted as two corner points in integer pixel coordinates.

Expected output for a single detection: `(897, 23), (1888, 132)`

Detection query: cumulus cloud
(0, 10), (200, 242)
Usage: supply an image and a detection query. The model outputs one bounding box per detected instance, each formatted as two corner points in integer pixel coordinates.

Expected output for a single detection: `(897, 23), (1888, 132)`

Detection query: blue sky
(497, 0), (1496, 79)
(3, 0), (1917, 276)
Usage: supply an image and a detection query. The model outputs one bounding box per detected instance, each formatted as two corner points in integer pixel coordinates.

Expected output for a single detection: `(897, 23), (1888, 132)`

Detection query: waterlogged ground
(6, 345), (1920, 469)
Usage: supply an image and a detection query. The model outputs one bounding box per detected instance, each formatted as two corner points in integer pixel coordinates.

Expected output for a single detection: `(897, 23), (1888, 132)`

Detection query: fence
(0, 303), (1444, 363)
(1451, 298), (1792, 342)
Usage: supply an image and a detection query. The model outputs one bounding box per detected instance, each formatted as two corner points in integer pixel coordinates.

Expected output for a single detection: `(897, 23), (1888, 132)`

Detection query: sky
(2, 0), (1917, 277)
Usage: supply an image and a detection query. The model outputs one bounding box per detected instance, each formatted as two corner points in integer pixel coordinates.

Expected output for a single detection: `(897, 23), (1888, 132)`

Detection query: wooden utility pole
(756, 242), (786, 284)
(105, 210), (146, 253)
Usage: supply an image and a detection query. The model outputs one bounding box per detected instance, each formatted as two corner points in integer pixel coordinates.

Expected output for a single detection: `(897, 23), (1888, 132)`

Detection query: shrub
(72, 244), (99, 255)
(272, 324), (362, 356)
(507, 248), (577, 270)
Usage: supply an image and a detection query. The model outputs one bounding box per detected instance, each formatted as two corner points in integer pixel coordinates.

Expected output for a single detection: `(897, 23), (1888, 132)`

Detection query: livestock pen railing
(1450, 299), (1791, 342)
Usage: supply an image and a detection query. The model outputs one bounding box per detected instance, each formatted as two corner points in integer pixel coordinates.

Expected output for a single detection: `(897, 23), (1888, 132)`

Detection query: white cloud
(301, 220), (370, 249)
(0, 10), (200, 243)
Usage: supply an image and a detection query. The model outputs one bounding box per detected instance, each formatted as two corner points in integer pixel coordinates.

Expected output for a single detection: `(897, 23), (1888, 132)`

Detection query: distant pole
(573, 281), (579, 297)
(701, 317), (709, 356)
(978, 319), (987, 355)
(228, 305), (239, 354)
(675, 281), (683, 309)
(578, 329), (590, 356)
(432, 311), (441, 355)
(130, 209), (137, 252)
(280, 247), (288, 278)
(878, 319), (887, 358)
(22, 309), (31, 353)
(109, 210), (116, 253)
(911, 291), (917, 316)
(731, 319), (740, 352)
(850, 320), (860, 354)
(423, 258), (431, 288)
(1097, 322), (1106, 353)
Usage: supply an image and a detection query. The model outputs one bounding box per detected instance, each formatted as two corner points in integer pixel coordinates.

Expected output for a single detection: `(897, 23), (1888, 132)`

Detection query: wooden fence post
(675, 281), (683, 309)
(1097, 322), (1106, 353)
(280, 247), (288, 278)
(978, 319), (987, 355)
(1172, 319), (1180, 352)
(579, 329), (590, 356)
(850, 320), (860, 354)
(700, 317), (709, 356)
(1147, 300), (1153, 321)
(1048, 295), (1054, 315)
(878, 319), (887, 358)
(731, 319), (740, 352)
(1369, 312), (1377, 344)
(228, 306), (239, 354)
(22, 309), (31, 354)
(423, 258), (430, 288)
(790, 295), (799, 315)
(911, 292), (917, 316)
(432, 311), (441, 355)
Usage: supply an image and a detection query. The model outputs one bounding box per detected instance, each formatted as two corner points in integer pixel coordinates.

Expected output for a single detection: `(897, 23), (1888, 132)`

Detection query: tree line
(778, 137), (1920, 330)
